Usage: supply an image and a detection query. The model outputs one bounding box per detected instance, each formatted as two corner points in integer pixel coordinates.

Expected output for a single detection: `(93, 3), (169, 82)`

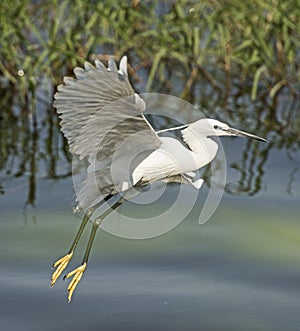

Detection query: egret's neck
(181, 126), (218, 164)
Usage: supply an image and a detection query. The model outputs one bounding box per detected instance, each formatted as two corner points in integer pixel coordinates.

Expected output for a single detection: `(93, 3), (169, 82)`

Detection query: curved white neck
(182, 126), (218, 165)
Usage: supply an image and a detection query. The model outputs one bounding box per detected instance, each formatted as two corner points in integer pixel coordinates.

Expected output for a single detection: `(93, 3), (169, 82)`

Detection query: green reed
(0, 0), (299, 98)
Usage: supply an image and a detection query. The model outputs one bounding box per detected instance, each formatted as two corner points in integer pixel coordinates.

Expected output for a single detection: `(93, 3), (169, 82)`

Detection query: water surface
(1, 138), (300, 330)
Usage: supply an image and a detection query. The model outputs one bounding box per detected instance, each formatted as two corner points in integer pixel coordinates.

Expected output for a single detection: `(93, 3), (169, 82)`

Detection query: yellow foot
(51, 252), (73, 287)
(64, 262), (87, 303)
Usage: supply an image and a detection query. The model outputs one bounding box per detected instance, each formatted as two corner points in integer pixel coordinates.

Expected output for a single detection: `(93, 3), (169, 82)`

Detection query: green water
(1, 154), (300, 331)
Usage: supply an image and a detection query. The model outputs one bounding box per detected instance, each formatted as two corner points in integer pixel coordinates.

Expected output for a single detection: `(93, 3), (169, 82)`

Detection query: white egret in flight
(51, 55), (267, 302)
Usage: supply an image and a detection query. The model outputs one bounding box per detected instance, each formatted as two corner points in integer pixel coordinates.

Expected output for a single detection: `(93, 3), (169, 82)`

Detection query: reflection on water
(0, 67), (299, 206)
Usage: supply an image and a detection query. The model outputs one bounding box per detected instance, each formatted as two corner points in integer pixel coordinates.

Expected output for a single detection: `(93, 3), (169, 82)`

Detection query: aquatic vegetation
(0, 0), (299, 204)
(0, 0), (299, 96)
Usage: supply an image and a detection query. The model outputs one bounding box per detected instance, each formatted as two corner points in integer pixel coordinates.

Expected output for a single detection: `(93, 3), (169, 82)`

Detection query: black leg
(82, 199), (123, 264)
(51, 195), (114, 287)
(64, 199), (123, 302)
(68, 212), (90, 253)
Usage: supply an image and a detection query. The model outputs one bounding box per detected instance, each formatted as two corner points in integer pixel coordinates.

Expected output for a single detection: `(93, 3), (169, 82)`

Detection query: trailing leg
(64, 199), (123, 302)
(51, 195), (114, 287)
(51, 209), (93, 287)
(64, 221), (98, 302)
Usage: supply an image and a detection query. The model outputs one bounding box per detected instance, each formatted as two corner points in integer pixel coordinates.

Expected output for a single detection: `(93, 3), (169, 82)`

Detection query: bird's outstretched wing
(53, 56), (162, 209)
(53, 56), (161, 159)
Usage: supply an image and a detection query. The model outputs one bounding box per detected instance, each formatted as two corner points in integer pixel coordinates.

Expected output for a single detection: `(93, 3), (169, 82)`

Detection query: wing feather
(53, 56), (141, 155)
(53, 56), (162, 209)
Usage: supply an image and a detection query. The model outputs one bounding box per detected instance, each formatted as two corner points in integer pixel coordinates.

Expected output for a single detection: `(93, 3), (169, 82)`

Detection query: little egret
(52, 55), (267, 302)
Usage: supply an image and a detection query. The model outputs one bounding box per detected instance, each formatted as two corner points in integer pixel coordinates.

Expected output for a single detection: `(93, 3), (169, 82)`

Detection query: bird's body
(51, 55), (267, 302)
(132, 129), (218, 186)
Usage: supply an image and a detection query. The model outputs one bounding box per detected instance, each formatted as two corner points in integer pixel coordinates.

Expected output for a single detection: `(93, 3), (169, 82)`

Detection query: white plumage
(51, 55), (267, 302)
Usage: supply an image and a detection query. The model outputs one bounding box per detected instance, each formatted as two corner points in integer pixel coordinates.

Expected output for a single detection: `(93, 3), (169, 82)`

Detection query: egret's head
(191, 119), (268, 142)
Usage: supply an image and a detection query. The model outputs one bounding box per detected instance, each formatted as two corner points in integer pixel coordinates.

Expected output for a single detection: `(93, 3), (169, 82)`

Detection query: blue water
(1, 137), (300, 330)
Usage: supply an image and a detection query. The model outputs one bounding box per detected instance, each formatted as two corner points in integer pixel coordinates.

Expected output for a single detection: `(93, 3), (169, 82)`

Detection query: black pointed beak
(227, 127), (268, 143)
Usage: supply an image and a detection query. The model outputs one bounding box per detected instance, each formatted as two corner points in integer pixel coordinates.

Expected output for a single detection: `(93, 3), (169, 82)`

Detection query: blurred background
(0, 1), (300, 330)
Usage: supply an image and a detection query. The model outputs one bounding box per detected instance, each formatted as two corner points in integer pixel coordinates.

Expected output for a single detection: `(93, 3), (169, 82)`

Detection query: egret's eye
(214, 125), (219, 130)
